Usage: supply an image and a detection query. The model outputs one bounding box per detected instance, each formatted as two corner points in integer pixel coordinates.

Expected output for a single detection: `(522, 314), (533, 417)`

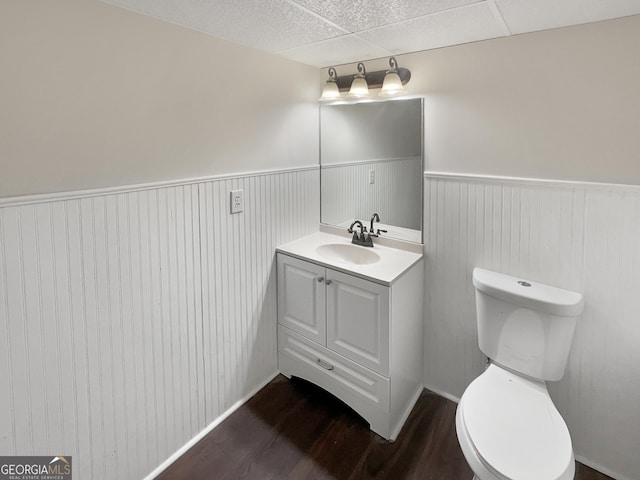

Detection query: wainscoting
(424, 173), (640, 480)
(0, 167), (319, 479)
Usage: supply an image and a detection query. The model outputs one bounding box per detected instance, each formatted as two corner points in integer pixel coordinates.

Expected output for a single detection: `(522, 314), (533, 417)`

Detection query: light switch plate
(230, 189), (243, 214)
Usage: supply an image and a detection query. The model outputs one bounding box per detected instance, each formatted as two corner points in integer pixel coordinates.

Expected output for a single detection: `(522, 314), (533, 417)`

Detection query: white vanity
(276, 228), (424, 441)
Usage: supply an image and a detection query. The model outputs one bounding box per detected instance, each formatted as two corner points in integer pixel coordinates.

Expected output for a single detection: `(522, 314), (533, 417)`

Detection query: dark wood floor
(158, 375), (613, 480)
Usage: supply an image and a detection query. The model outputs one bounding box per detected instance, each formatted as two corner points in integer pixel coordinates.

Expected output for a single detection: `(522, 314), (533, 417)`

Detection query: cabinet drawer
(278, 326), (390, 412)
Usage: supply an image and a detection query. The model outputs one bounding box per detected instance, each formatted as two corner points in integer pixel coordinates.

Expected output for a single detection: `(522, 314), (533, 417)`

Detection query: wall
(424, 174), (640, 480)
(335, 15), (640, 184)
(396, 16), (640, 480)
(0, 168), (320, 479)
(4, 3), (639, 480)
(0, 0), (321, 479)
(415, 15), (640, 184)
(0, 0), (319, 198)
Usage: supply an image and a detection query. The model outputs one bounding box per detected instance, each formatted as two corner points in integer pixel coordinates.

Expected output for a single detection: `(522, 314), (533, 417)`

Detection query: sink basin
(315, 243), (381, 266)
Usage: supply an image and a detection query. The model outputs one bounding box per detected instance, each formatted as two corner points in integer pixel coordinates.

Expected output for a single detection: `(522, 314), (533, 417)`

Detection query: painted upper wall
(0, 0), (320, 198)
(328, 15), (640, 185)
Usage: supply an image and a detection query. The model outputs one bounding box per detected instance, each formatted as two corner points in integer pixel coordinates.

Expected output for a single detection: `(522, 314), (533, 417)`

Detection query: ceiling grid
(100, 0), (640, 67)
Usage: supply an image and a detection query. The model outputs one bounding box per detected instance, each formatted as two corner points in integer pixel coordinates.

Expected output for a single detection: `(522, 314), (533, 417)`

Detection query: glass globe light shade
(319, 81), (341, 101)
(379, 71), (404, 97)
(348, 76), (370, 98)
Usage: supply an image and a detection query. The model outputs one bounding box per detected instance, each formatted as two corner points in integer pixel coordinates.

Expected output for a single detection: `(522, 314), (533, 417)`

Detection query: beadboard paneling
(0, 168), (319, 480)
(560, 188), (640, 479)
(0, 187), (203, 478)
(424, 174), (640, 480)
(321, 157), (422, 230)
(199, 170), (319, 423)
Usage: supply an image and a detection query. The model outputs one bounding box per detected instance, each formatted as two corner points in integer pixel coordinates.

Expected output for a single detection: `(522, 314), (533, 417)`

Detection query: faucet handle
(376, 229), (387, 235)
(348, 219), (364, 234)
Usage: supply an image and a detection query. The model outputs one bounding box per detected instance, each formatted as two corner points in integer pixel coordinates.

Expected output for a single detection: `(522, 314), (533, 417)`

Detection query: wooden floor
(158, 375), (613, 480)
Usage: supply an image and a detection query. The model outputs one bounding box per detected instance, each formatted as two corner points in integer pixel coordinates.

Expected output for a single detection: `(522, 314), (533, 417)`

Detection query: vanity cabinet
(278, 254), (389, 375)
(276, 252), (423, 441)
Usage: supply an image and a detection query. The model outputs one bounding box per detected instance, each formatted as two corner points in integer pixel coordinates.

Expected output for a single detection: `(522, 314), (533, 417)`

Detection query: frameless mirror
(320, 98), (423, 243)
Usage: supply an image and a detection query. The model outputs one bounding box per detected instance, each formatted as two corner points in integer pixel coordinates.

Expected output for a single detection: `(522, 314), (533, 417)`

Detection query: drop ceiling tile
(291, 0), (483, 32)
(100, 0), (640, 67)
(101, 0), (344, 52)
(359, 2), (507, 54)
(278, 35), (392, 67)
(495, 0), (640, 35)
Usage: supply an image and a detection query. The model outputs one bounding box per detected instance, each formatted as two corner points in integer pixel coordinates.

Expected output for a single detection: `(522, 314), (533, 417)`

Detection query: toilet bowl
(456, 364), (574, 480)
(456, 268), (584, 480)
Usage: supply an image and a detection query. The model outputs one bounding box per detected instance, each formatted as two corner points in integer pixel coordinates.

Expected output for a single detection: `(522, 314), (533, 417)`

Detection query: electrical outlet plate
(369, 169), (375, 184)
(230, 189), (243, 214)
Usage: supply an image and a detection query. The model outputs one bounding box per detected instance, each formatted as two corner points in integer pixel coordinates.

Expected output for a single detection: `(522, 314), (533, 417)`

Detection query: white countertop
(276, 231), (423, 286)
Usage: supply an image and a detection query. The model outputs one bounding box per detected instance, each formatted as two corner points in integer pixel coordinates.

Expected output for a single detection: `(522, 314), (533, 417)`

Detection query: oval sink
(316, 243), (381, 266)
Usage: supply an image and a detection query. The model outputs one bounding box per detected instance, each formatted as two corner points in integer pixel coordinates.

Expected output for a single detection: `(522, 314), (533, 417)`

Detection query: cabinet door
(326, 269), (390, 376)
(277, 254), (326, 345)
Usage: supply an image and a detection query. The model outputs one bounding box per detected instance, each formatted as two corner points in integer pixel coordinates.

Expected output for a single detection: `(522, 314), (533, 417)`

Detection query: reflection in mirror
(320, 98), (423, 243)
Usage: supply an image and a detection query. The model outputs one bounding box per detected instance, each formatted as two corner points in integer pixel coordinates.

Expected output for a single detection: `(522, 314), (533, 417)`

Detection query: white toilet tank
(473, 268), (584, 381)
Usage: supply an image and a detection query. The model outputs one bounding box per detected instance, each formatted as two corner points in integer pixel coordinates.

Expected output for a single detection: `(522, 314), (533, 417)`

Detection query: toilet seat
(458, 364), (574, 480)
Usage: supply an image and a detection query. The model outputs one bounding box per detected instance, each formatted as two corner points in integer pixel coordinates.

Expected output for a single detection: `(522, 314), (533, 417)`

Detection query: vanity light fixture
(318, 57), (411, 102)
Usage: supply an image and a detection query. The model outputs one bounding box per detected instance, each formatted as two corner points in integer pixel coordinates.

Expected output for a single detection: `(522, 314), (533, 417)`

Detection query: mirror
(320, 98), (423, 243)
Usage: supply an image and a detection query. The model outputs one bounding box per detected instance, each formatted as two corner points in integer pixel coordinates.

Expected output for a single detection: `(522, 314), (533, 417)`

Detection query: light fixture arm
(327, 67), (337, 82)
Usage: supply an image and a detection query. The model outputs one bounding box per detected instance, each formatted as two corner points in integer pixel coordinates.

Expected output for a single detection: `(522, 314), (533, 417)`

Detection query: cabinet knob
(325, 280), (332, 285)
(317, 276), (324, 283)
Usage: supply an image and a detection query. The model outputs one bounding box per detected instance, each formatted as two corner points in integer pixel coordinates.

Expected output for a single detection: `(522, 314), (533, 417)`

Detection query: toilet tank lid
(473, 268), (584, 316)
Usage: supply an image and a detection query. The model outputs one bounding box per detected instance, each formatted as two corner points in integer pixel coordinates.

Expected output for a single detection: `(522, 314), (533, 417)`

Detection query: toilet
(456, 268), (584, 480)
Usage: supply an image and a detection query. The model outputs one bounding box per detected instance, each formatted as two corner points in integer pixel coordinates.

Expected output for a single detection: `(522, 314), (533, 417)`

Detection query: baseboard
(143, 371), (279, 480)
(390, 385), (424, 441)
(574, 454), (628, 480)
(424, 383), (461, 404)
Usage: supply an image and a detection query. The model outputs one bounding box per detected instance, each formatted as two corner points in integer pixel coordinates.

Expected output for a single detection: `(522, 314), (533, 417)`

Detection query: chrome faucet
(347, 217), (384, 248)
